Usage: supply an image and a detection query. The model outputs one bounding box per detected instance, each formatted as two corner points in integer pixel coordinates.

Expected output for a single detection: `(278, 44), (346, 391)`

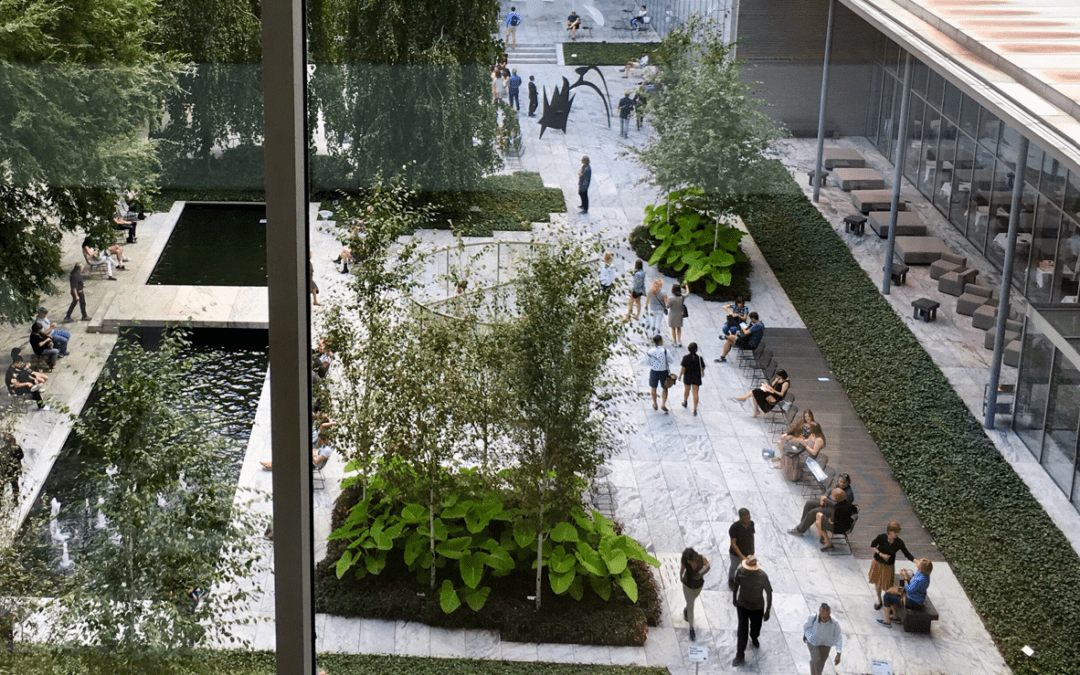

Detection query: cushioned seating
(894, 236), (949, 265)
(868, 211), (927, 238)
(938, 267), (978, 296)
(901, 595), (940, 634)
(1004, 340), (1021, 367)
(930, 252), (967, 280)
(956, 284), (995, 316)
(972, 304), (1018, 331)
(822, 147), (866, 169)
(983, 321), (1022, 350)
(833, 167), (886, 191)
(852, 190), (908, 214)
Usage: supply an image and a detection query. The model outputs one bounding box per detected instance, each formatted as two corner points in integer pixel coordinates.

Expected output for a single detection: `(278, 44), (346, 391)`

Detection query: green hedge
(736, 161), (1080, 674)
(563, 43), (660, 66)
(0, 649), (667, 675)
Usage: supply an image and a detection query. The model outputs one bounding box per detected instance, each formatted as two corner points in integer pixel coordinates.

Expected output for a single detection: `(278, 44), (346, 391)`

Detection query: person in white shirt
(599, 251), (617, 301)
(803, 603), (842, 675)
(623, 50), (649, 78)
(645, 334), (674, 412)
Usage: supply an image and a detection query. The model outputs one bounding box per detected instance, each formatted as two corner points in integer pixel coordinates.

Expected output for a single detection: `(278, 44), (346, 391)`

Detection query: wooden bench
(852, 189), (908, 214)
(868, 211), (927, 238)
(900, 595), (940, 634)
(833, 167), (885, 191)
(822, 147), (866, 169)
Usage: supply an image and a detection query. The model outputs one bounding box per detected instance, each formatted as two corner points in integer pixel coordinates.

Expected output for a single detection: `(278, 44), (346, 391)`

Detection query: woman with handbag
(732, 369), (789, 418)
(645, 278), (667, 338)
(678, 342), (705, 415)
(666, 282), (689, 347)
(622, 259), (647, 323)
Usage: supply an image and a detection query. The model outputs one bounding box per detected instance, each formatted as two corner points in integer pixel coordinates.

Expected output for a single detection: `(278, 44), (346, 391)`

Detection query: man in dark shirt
(1, 433), (24, 506)
(527, 76), (538, 117)
(5, 352), (48, 410)
(617, 91), (634, 138)
(816, 488), (855, 551)
(728, 508), (755, 588)
(789, 473), (855, 535)
(566, 11), (582, 40)
(508, 69), (522, 111)
(717, 312), (764, 362)
(63, 263), (90, 322)
(577, 156), (591, 214)
(731, 555), (772, 666)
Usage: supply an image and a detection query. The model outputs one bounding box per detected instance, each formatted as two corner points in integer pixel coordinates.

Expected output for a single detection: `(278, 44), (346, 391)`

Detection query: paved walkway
(227, 64), (1010, 674)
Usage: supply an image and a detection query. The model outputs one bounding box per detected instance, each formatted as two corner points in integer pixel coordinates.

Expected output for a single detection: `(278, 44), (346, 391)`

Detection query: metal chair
(767, 396), (796, 434)
(739, 343), (765, 372)
(825, 504), (859, 555)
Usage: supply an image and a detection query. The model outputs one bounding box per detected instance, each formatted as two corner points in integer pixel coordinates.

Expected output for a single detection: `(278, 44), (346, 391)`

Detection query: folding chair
(739, 343), (765, 372)
(767, 395), (796, 434)
(826, 504), (859, 555)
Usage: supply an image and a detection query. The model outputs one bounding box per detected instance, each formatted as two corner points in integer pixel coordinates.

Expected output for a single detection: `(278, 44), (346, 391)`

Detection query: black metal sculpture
(537, 66), (612, 138)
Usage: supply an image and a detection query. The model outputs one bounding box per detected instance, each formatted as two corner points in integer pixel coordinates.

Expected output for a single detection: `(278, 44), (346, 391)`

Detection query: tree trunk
(534, 488), (545, 611)
(429, 486), (436, 590)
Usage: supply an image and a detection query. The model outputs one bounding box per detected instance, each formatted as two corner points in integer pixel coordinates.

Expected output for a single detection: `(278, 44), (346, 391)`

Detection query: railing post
(812, 0), (836, 203)
(882, 52), (913, 295)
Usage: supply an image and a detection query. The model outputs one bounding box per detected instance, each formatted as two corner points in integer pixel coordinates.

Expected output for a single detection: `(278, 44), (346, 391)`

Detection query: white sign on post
(871, 659), (894, 675)
(688, 645), (708, 662)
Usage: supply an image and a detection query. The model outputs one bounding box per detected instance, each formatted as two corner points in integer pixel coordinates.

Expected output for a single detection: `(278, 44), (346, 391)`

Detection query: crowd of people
(609, 255), (933, 668)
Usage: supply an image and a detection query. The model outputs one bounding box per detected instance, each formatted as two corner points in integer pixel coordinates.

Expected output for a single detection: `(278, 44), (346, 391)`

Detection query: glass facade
(868, 36), (1080, 307)
(1015, 309), (1080, 511)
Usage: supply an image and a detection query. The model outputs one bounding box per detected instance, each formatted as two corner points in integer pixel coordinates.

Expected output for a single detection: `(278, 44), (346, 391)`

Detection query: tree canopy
(634, 15), (785, 215)
(0, 0), (177, 321)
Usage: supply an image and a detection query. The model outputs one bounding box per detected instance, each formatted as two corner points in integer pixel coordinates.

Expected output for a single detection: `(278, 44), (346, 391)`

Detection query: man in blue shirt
(566, 11), (582, 41)
(617, 91), (634, 138)
(505, 7), (521, 49)
(508, 69), (522, 111)
(717, 311), (763, 362)
(879, 558), (932, 627)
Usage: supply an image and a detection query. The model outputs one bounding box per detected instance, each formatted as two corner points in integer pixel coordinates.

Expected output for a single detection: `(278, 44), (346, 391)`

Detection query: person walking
(728, 508), (755, 588)
(599, 251), (616, 301)
(646, 334), (674, 413)
(666, 281), (688, 346)
(678, 342), (704, 415)
(63, 263), (90, 322)
(645, 278), (667, 339)
(617, 90), (634, 138)
(680, 547), (710, 642)
(505, 6), (521, 49)
(622, 259), (646, 322)
(508, 69), (522, 111)
(803, 603), (843, 675)
(527, 76), (538, 117)
(731, 555), (772, 666)
(577, 156), (591, 213)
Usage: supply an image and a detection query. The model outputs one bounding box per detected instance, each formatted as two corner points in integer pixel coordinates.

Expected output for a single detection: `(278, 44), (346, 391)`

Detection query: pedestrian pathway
(254, 63), (1010, 674)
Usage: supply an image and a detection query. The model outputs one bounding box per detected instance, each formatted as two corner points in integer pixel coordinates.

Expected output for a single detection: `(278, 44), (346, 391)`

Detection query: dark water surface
(23, 328), (268, 571)
(148, 204), (267, 286)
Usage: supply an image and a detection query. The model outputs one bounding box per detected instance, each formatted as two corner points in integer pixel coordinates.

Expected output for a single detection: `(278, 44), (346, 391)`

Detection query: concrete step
(506, 44), (558, 65)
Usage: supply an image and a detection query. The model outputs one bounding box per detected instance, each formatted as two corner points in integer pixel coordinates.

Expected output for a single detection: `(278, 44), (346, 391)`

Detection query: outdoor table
(890, 263), (910, 286)
(912, 297), (940, 322)
(844, 214), (867, 235)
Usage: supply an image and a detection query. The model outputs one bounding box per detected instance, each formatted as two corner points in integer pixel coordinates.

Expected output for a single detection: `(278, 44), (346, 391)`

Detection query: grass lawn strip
(735, 161), (1080, 675)
(563, 43), (660, 66)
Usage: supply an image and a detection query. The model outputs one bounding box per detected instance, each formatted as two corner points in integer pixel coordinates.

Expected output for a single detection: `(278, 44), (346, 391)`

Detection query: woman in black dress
(678, 342), (705, 415)
(733, 369), (789, 418)
(868, 521), (916, 609)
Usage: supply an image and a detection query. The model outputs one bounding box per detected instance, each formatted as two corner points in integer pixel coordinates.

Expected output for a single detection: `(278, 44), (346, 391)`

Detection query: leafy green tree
(56, 332), (262, 660)
(310, 0), (502, 191)
(149, 0), (263, 188)
(635, 15), (785, 217)
(495, 243), (625, 609)
(0, 0), (178, 321)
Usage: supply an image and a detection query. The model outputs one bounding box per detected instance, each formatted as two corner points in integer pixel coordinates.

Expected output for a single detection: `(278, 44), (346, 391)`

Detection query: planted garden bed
(316, 478), (662, 647)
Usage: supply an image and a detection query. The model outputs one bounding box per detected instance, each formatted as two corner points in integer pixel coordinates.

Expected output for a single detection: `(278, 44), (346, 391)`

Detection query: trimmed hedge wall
(0, 649), (667, 674)
(736, 161), (1080, 674)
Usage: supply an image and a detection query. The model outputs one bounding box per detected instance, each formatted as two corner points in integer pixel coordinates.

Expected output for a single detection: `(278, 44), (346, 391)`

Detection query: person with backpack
(508, 69), (522, 111)
(506, 7), (521, 49)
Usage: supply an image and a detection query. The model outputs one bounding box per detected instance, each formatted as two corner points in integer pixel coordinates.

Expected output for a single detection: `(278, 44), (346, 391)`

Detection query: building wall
(737, 0), (876, 136)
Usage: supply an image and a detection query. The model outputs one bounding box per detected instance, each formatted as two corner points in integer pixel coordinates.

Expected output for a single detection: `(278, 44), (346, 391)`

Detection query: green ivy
(737, 161), (1080, 675)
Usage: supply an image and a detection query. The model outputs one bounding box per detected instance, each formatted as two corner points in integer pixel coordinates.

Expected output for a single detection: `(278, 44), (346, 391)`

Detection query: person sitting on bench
(623, 50), (649, 78)
(717, 311), (763, 362)
(630, 5), (647, 29)
(30, 323), (60, 369)
(815, 488), (854, 551)
(5, 349), (49, 410)
(879, 558), (932, 627)
(566, 11), (582, 40)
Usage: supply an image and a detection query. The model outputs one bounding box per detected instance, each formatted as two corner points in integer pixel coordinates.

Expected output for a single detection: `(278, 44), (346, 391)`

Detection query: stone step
(506, 44), (558, 64)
